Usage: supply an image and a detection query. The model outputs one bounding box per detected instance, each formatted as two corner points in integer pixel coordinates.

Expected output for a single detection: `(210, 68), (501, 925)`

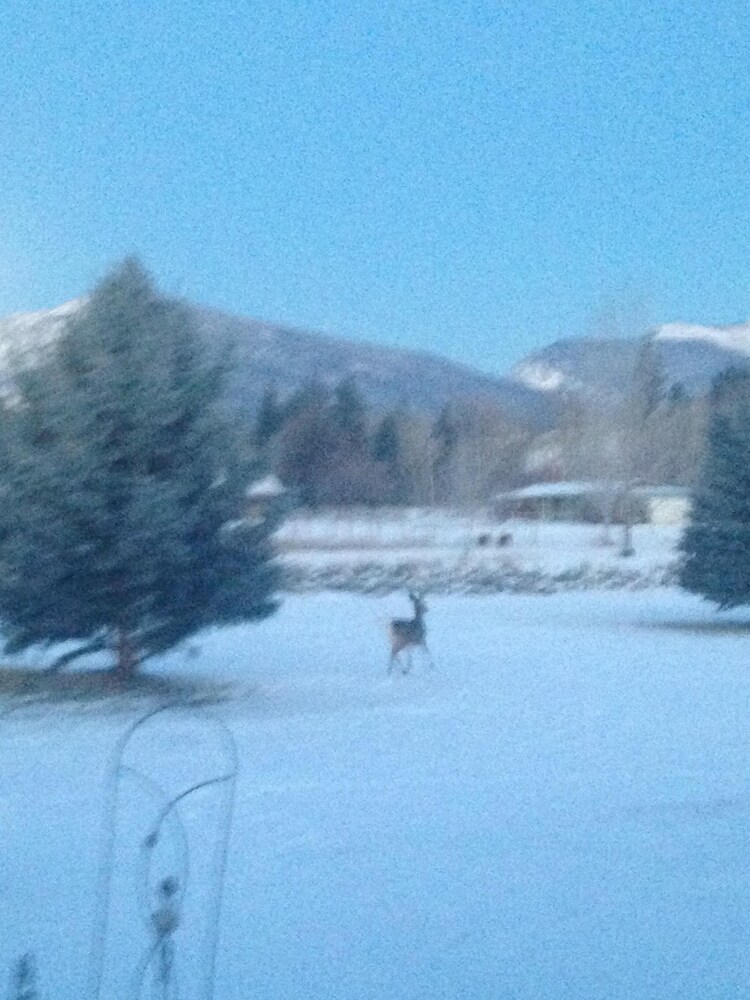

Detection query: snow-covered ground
(278, 510), (683, 592)
(3, 588), (750, 999)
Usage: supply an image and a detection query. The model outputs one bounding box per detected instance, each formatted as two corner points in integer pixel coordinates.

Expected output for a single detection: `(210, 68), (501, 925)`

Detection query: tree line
(252, 382), (533, 508)
(251, 334), (715, 512)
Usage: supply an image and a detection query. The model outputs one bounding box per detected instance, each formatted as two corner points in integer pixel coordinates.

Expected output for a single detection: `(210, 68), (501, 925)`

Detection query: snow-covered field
(278, 510), (683, 592)
(4, 588), (750, 999)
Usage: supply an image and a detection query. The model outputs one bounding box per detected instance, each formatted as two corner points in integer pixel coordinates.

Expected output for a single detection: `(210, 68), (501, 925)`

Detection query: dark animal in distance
(388, 591), (433, 674)
(477, 532), (512, 547)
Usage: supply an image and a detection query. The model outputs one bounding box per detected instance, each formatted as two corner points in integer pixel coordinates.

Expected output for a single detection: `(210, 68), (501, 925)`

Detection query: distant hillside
(0, 300), (555, 428)
(191, 306), (556, 425)
(509, 320), (750, 403)
(9, 298), (746, 432)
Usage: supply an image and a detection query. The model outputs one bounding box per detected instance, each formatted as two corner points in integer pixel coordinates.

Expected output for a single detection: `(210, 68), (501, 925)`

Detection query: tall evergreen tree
(330, 377), (367, 449)
(430, 405), (457, 504)
(0, 258), (279, 676)
(276, 389), (337, 507)
(253, 385), (284, 453)
(372, 412), (406, 503)
(371, 412), (399, 464)
(680, 369), (750, 608)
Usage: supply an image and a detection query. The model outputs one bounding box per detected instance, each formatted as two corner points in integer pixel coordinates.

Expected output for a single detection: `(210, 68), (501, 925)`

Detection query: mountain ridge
(4, 297), (749, 425)
(0, 298), (556, 428)
(510, 319), (750, 402)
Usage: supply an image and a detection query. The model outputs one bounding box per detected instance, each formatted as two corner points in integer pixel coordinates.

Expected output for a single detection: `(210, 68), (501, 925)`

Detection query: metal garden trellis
(88, 704), (238, 1000)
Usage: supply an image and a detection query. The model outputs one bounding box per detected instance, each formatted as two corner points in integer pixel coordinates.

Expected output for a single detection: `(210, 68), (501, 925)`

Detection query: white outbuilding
(493, 481), (692, 525)
(245, 474), (288, 518)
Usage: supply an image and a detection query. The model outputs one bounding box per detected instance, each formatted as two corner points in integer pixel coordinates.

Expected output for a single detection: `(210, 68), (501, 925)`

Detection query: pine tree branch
(44, 637), (109, 674)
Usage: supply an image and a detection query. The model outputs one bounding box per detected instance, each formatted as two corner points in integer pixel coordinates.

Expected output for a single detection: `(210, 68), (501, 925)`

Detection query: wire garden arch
(89, 704), (238, 1000)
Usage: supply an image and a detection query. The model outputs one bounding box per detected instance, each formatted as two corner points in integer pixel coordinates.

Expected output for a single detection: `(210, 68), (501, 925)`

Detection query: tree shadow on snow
(0, 665), (235, 707)
(641, 616), (750, 637)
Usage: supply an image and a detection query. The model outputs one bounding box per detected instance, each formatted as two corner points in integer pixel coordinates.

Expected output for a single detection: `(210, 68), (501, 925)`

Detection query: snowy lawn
(3, 588), (750, 999)
(277, 512), (683, 590)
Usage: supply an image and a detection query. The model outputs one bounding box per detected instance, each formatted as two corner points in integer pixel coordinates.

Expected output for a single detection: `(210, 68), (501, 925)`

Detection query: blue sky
(2, 0), (749, 374)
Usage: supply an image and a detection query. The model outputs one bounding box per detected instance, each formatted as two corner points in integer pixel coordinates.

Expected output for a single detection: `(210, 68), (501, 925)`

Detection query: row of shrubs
(280, 561), (680, 595)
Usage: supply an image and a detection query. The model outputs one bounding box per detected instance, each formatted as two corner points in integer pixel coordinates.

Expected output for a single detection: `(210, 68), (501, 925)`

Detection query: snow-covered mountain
(656, 320), (750, 357)
(510, 320), (750, 402)
(5, 297), (746, 428)
(0, 299), (82, 368)
(0, 300), (556, 427)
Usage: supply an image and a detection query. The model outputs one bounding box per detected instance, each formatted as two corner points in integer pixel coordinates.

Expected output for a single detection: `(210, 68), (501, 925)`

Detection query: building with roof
(492, 481), (691, 525)
(245, 473), (289, 520)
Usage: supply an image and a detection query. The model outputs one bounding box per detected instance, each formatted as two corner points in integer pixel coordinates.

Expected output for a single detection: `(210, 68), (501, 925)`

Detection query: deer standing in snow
(387, 591), (433, 674)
